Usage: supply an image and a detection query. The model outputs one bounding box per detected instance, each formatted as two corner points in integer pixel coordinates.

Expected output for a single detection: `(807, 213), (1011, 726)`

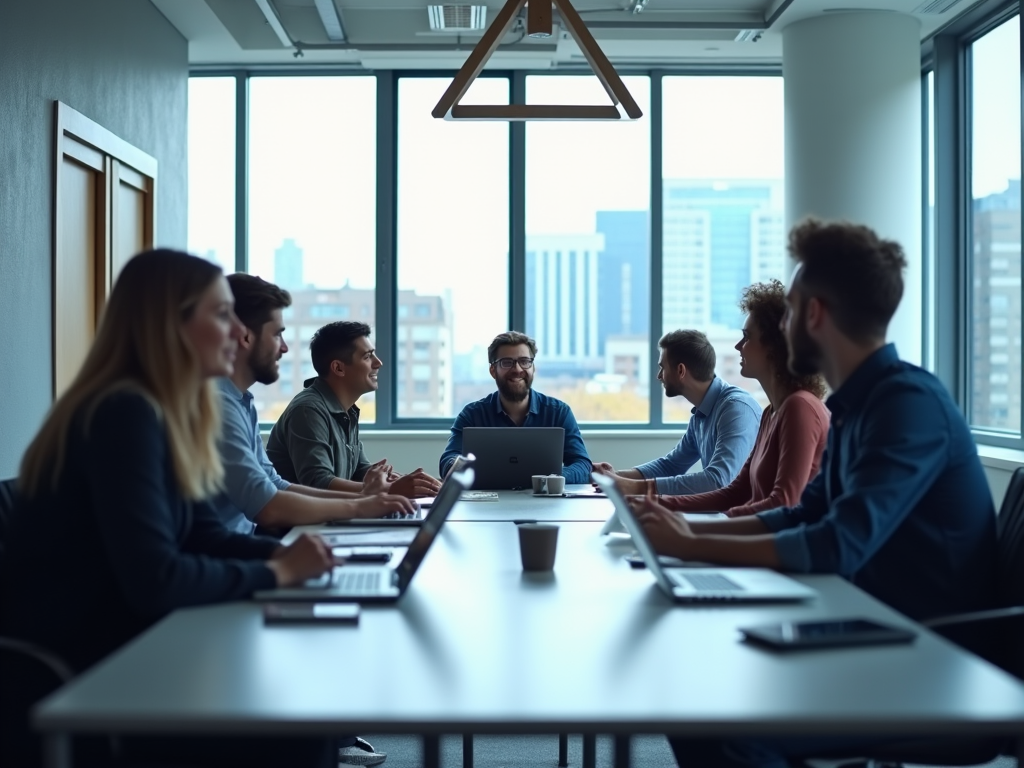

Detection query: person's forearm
(255, 491), (360, 527)
(619, 468), (643, 479)
(685, 515), (769, 536)
(671, 532), (781, 569)
(329, 477), (365, 494)
(284, 482), (361, 499)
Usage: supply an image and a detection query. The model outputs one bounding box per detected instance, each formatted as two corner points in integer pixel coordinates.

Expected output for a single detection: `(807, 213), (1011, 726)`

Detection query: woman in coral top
(658, 280), (829, 517)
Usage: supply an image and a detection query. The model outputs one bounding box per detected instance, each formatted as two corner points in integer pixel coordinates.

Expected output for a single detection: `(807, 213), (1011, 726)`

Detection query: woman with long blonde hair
(1, 250), (336, 767)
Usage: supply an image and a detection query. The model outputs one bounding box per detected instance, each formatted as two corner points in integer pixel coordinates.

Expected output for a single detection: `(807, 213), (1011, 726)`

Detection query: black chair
(801, 466), (1024, 768)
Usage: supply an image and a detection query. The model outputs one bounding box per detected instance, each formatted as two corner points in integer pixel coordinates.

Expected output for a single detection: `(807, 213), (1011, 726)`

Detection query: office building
(595, 211), (650, 352)
(274, 238), (304, 290)
(971, 180), (1022, 431)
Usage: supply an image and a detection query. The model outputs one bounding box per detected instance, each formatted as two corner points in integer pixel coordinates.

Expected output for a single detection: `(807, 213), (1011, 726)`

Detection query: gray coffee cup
(545, 475), (565, 495)
(531, 474), (549, 494)
(518, 523), (559, 571)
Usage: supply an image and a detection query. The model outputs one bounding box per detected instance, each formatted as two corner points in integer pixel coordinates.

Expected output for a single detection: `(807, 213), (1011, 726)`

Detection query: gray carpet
(361, 734), (1016, 768)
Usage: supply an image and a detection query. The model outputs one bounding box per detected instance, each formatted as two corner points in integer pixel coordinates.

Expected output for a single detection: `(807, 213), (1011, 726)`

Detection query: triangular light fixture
(432, 0), (643, 121)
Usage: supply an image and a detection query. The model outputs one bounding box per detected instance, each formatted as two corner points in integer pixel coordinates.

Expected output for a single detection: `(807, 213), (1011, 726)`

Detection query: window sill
(977, 444), (1024, 471)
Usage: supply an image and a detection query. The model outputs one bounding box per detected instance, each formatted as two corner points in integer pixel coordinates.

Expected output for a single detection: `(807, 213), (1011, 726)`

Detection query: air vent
(733, 29), (762, 42)
(427, 5), (488, 31)
(913, 0), (969, 13)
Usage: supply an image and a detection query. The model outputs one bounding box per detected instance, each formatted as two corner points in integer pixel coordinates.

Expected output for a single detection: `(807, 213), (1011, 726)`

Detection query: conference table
(34, 489), (1024, 768)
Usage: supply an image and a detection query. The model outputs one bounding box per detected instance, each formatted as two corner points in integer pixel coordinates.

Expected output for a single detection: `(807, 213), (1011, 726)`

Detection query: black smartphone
(739, 618), (916, 651)
(263, 602), (361, 626)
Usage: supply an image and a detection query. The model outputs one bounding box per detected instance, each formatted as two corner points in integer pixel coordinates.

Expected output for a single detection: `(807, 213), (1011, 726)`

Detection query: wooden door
(53, 102), (157, 397)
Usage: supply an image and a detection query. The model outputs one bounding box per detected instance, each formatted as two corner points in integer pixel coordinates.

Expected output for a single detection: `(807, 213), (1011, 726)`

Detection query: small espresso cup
(545, 474), (565, 495)
(517, 523), (559, 571)
(531, 474), (549, 494)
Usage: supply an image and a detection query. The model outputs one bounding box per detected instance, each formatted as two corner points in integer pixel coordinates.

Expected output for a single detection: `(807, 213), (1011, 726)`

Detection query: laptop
(254, 468), (473, 603)
(593, 473), (816, 603)
(462, 427), (564, 490)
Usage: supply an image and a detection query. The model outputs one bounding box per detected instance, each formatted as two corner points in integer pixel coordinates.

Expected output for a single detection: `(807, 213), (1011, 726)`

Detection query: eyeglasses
(493, 357), (535, 370)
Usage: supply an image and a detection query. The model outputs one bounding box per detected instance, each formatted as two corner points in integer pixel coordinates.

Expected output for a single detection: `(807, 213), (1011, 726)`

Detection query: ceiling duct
(427, 5), (489, 31)
(912, 0), (970, 13)
(733, 29), (761, 42)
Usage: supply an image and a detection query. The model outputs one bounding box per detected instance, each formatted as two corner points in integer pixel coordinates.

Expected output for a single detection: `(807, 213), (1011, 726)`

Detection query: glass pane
(661, 76), (785, 423)
(188, 77), (235, 272)
(525, 76), (651, 423)
(247, 77), (377, 423)
(925, 71), (936, 372)
(396, 77), (510, 419)
(970, 17), (1021, 433)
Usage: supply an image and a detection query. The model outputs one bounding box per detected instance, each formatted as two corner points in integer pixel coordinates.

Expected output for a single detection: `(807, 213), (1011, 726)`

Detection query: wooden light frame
(432, 0), (643, 121)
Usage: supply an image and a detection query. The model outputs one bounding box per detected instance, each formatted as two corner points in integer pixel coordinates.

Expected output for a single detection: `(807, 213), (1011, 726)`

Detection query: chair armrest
(923, 605), (1024, 630)
(0, 636), (74, 682)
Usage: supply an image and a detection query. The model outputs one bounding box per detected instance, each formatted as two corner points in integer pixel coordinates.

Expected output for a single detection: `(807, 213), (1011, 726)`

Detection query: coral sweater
(660, 389), (830, 517)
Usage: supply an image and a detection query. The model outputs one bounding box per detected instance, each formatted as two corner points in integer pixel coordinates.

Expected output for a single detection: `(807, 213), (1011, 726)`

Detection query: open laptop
(254, 468), (473, 603)
(593, 473), (816, 603)
(462, 427), (563, 490)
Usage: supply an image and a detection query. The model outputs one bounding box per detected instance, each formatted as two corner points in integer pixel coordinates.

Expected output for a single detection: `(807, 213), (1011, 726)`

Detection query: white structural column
(783, 12), (923, 364)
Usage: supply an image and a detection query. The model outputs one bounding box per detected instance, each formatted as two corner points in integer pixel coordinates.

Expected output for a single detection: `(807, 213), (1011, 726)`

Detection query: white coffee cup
(531, 475), (549, 494)
(545, 475), (565, 495)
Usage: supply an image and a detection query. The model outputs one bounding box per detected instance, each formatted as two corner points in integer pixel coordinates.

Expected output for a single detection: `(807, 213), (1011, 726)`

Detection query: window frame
(189, 67), (794, 431)
(928, 1), (1023, 449)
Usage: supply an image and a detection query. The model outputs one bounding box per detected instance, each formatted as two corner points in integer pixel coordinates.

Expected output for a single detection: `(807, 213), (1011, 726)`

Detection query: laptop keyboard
(306, 569), (381, 594)
(671, 572), (743, 592)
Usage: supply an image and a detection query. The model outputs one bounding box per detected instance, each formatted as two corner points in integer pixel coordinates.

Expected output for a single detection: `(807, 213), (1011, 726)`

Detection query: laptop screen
(393, 468), (473, 590)
(592, 473), (678, 594)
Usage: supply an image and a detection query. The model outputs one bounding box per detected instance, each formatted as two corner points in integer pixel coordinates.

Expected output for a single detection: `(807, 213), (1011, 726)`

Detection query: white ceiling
(152, 0), (987, 69)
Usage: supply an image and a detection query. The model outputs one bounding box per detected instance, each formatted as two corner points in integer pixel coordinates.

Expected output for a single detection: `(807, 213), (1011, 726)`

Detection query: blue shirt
(758, 344), (998, 621)
(211, 378), (291, 535)
(440, 390), (593, 483)
(636, 377), (761, 495)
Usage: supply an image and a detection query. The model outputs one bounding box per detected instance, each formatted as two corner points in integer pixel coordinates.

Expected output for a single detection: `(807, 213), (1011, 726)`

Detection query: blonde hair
(20, 249), (226, 501)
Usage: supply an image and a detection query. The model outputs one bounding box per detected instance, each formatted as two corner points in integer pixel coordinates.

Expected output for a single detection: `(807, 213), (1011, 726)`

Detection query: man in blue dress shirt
(439, 331), (592, 483)
(594, 329), (761, 495)
(631, 219), (998, 768)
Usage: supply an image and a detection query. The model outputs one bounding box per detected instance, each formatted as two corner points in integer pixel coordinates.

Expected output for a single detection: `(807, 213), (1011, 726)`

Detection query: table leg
(582, 734), (596, 768)
(44, 733), (71, 768)
(613, 735), (630, 768)
(558, 733), (569, 766)
(423, 735), (441, 768)
(463, 733), (474, 768)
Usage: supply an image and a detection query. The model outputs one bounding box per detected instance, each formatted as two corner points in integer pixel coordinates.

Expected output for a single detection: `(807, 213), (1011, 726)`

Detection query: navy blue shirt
(440, 390), (593, 483)
(758, 344), (997, 621)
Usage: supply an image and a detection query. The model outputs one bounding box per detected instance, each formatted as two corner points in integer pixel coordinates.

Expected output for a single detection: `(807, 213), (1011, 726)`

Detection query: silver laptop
(593, 473), (816, 603)
(254, 469), (473, 603)
(462, 427), (563, 490)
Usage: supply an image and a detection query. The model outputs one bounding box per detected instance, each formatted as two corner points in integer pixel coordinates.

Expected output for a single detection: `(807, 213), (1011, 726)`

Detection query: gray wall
(0, 0), (188, 477)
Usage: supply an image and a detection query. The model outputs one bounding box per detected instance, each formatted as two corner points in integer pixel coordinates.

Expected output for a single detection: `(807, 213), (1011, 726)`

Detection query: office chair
(799, 466), (1024, 768)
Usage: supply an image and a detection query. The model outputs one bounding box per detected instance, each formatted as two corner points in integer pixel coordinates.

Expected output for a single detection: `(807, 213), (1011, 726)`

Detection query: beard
(787, 317), (823, 377)
(496, 372), (532, 403)
(250, 345), (280, 385)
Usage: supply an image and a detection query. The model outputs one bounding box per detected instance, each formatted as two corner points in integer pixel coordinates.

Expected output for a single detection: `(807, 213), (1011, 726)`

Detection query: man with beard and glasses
(438, 331), (592, 482)
(267, 321), (442, 498)
(627, 219), (997, 768)
(212, 276), (414, 542)
(593, 330), (760, 496)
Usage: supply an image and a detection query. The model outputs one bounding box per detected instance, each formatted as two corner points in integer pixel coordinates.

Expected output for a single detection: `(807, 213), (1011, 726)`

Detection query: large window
(661, 76), (786, 422)
(525, 76), (651, 423)
(969, 17), (1021, 434)
(247, 76), (377, 423)
(396, 77), (510, 419)
(187, 77), (236, 273)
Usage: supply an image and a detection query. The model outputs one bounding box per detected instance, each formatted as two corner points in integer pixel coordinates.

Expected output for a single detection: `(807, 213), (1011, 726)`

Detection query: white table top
(35, 522), (1024, 740)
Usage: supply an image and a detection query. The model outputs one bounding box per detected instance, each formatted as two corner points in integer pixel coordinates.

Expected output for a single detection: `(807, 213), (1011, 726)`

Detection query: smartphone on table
(739, 618), (916, 650)
(263, 602), (361, 626)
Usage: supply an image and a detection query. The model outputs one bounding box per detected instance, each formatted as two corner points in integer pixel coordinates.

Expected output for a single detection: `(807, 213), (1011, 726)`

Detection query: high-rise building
(662, 180), (785, 332)
(595, 211), (649, 353)
(971, 179), (1022, 430)
(252, 285), (453, 421)
(525, 234), (604, 376)
(274, 238), (304, 290)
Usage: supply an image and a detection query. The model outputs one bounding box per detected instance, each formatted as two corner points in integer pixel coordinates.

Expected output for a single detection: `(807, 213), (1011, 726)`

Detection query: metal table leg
(558, 733), (569, 766)
(44, 733), (72, 768)
(424, 734), (441, 768)
(613, 735), (631, 768)
(583, 734), (597, 768)
(463, 733), (474, 768)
